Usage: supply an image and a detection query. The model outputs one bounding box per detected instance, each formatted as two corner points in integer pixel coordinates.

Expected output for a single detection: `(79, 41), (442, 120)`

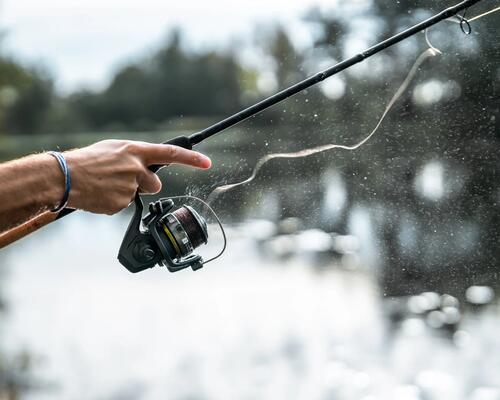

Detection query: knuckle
(102, 200), (120, 215)
(121, 199), (132, 209)
(119, 158), (144, 176)
(118, 140), (138, 156)
(130, 159), (145, 174)
(166, 145), (179, 159)
(192, 153), (201, 165)
(115, 198), (131, 211)
(128, 182), (139, 195)
(118, 181), (138, 197)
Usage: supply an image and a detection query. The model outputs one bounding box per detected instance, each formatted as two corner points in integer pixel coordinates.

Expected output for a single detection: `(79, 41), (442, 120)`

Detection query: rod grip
(149, 136), (193, 173)
(0, 212), (58, 249)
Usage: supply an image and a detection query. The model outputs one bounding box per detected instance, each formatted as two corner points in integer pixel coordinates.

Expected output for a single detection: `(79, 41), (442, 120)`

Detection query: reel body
(118, 194), (209, 273)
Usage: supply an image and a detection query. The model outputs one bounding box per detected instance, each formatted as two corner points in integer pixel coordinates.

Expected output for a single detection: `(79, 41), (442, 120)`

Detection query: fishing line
(168, 195), (227, 264)
(447, 4), (500, 26)
(206, 4), (499, 206)
(449, 4), (500, 34)
(468, 5), (500, 21)
(207, 36), (442, 205)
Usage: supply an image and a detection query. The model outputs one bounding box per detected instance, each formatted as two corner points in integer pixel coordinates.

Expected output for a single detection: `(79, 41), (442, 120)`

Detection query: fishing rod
(0, 0), (485, 271)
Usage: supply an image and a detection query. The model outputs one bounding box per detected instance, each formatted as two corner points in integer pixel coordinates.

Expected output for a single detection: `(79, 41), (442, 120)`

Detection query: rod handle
(0, 211), (58, 249)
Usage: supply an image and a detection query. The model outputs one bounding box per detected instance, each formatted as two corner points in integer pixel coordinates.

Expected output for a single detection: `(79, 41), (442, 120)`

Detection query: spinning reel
(118, 193), (226, 273)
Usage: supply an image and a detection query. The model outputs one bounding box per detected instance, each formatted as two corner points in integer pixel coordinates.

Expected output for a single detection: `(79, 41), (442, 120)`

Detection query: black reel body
(118, 195), (209, 273)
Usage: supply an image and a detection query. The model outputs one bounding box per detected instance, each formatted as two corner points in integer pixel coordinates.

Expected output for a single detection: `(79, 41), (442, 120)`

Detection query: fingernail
(199, 154), (212, 168)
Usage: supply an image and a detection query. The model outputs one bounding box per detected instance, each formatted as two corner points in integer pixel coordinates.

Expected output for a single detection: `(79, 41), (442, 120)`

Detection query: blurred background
(0, 0), (499, 399)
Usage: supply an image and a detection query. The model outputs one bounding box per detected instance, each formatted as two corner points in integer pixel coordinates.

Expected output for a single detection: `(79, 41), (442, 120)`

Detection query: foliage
(0, 57), (53, 135)
(68, 30), (246, 132)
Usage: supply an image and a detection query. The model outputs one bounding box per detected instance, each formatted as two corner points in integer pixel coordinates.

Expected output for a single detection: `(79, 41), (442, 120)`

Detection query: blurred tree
(71, 30), (245, 132)
(0, 57), (53, 135)
(303, 5), (348, 61)
(262, 25), (304, 89)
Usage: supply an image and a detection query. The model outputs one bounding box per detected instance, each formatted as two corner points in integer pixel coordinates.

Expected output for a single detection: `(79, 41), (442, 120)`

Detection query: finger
(137, 169), (162, 194)
(137, 143), (211, 169)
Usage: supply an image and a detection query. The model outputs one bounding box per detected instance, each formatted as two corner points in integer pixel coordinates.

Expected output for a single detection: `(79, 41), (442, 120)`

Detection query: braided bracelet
(47, 151), (71, 212)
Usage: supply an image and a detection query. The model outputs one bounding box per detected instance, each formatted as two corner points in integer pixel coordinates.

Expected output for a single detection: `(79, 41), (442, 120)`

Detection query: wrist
(46, 151), (71, 212)
(62, 150), (84, 210)
(40, 153), (66, 211)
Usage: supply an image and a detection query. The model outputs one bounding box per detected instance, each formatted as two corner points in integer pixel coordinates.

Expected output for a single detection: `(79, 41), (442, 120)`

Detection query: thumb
(137, 169), (162, 194)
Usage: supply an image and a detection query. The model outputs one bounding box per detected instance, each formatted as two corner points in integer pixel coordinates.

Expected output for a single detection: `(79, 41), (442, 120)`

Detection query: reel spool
(118, 194), (225, 273)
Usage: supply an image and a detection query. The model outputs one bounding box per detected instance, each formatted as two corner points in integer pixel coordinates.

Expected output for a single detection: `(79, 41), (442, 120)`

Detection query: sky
(0, 0), (338, 93)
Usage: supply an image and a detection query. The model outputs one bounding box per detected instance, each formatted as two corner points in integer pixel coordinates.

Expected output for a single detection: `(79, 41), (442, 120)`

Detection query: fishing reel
(118, 193), (225, 273)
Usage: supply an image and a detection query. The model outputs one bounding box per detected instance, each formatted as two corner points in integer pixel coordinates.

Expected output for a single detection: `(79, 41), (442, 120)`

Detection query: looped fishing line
(206, 4), (500, 205)
(447, 4), (500, 29)
(207, 33), (442, 205)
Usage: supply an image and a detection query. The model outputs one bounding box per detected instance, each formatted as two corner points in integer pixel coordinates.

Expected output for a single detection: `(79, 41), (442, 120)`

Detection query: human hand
(63, 140), (211, 215)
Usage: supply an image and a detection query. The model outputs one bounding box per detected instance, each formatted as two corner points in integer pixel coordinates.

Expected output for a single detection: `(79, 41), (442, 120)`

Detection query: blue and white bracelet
(47, 151), (72, 212)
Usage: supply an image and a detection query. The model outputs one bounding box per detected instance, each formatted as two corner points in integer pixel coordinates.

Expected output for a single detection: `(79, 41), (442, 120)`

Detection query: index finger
(136, 143), (211, 169)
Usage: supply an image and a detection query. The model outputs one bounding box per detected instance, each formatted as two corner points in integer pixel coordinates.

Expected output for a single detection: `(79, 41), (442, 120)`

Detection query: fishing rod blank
(189, 0), (482, 145)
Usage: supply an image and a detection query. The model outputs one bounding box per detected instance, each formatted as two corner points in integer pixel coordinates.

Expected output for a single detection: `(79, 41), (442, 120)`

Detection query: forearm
(0, 154), (63, 232)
